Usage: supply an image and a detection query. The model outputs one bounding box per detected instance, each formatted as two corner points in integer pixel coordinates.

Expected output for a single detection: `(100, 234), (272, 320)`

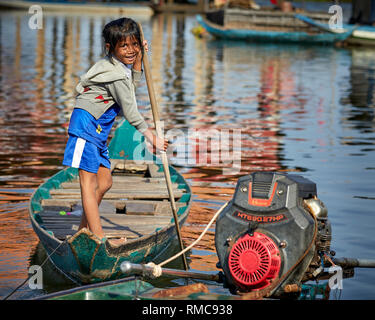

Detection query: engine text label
(233, 211), (287, 223)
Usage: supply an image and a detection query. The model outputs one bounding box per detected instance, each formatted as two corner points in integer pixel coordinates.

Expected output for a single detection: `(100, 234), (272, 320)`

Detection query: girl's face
(110, 35), (141, 65)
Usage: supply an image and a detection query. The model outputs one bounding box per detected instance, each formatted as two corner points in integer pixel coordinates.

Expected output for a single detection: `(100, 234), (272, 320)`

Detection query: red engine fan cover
(228, 232), (281, 290)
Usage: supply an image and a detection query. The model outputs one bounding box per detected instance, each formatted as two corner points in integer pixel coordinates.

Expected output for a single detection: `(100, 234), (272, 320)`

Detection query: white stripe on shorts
(71, 138), (86, 168)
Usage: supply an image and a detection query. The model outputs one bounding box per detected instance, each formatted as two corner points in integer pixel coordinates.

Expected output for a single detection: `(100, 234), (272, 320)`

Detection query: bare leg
(79, 166), (112, 231)
(95, 165), (112, 205)
(78, 166), (125, 246)
(79, 208), (89, 230)
(78, 169), (104, 239)
(96, 165), (126, 246)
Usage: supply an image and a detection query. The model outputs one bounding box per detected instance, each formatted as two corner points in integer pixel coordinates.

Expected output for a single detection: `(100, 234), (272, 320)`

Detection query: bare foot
(107, 237), (127, 247)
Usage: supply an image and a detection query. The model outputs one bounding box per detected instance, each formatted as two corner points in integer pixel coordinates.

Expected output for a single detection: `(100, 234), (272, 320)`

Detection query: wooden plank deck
(39, 210), (172, 240)
(38, 160), (189, 240)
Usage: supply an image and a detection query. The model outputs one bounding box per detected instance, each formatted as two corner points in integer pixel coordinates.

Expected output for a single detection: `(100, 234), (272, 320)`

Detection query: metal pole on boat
(332, 257), (375, 268)
(138, 23), (189, 271)
(121, 261), (222, 282)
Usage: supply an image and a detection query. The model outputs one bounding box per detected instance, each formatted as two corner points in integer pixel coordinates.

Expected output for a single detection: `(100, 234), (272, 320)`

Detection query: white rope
(156, 201), (229, 269)
(145, 262), (162, 278)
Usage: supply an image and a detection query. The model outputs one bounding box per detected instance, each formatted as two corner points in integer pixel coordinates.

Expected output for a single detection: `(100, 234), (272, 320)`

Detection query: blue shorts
(62, 135), (111, 173)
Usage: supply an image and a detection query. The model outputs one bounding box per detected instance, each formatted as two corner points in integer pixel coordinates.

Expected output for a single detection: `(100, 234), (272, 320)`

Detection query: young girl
(63, 18), (168, 246)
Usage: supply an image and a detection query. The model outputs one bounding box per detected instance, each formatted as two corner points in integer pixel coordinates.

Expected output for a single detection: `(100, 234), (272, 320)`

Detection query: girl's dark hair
(102, 17), (142, 63)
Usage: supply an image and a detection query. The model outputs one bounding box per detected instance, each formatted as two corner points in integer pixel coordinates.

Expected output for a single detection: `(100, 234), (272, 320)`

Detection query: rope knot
(145, 262), (162, 278)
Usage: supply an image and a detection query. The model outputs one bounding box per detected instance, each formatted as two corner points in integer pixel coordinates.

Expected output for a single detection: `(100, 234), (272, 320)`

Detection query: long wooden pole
(138, 23), (188, 271)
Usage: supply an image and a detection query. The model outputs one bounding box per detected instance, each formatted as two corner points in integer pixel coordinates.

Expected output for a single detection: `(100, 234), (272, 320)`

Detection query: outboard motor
(119, 170), (375, 300)
(215, 172), (331, 298)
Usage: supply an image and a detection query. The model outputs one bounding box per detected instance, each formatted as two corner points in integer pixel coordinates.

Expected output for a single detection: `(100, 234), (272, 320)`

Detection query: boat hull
(346, 26), (375, 46)
(197, 11), (354, 44)
(29, 121), (192, 284)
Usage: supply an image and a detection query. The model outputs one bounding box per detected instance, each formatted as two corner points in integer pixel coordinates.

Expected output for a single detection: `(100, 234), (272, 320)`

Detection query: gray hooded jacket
(75, 56), (148, 133)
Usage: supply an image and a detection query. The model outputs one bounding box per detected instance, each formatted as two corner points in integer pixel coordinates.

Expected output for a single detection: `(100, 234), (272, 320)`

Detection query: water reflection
(343, 48), (375, 135)
(0, 11), (374, 299)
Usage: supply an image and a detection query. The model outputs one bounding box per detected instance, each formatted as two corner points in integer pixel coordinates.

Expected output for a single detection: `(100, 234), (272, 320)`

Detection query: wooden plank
(125, 202), (155, 215)
(39, 212), (171, 225)
(102, 225), (167, 233)
(48, 189), (184, 200)
(40, 198), (186, 213)
(46, 217), (173, 239)
(53, 183), (181, 192)
(38, 216), (81, 222)
(41, 199), (79, 208)
(112, 175), (167, 182)
(110, 200), (186, 216)
(60, 176), (169, 188)
(43, 222), (166, 232)
(155, 202), (184, 216)
(111, 160), (172, 182)
(40, 213), (170, 222)
(51, 229), (142, 240)
(115, 200), (186, 216)
(103, 190), (185, 199)
(39, 201), (117, 215)
(111, 159), (155, 167)
(148, 164), (165, 178)
(112, 159), (148, 170)
(59, 181), (179, 189)
(100, 215), (171, 227)
(42, 222), (168, 232)
(224, 9), (331, 30)
(42, 224), (79, 230)
(45, 223), (167, 240)
(226, 8), (330, 20)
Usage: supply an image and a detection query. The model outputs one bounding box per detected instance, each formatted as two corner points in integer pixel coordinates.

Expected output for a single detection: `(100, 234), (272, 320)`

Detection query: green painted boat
(28, 120), (192, 284)
(38, 277), (159, 300)
(35, 274), (330, 300)
(36, 276), (240, 300)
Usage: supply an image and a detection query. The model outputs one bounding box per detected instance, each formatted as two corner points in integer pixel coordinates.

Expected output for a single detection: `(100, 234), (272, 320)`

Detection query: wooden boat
(36, 276), (241, 300)
(197, 8), (355, 44)
(35, 274), (330, 300)
(294, 12), (375, 47)
(28, 120), (192, 284)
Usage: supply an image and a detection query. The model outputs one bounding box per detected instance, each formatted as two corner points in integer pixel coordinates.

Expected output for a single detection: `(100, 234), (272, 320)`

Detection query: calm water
(1, 3), (375, 300)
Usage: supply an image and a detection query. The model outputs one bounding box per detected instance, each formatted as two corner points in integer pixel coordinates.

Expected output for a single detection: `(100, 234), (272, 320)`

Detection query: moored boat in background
(346, 25), (375, 46)
(196, 8), (355, 44)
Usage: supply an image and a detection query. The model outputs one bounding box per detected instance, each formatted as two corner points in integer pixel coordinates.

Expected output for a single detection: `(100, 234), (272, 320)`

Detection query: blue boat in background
(347, 25), (375, 46)
(196, 9), (356, 45)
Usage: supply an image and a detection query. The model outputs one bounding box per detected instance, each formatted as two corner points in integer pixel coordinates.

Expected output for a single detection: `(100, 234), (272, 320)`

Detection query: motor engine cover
(215, 172), (317, 296)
